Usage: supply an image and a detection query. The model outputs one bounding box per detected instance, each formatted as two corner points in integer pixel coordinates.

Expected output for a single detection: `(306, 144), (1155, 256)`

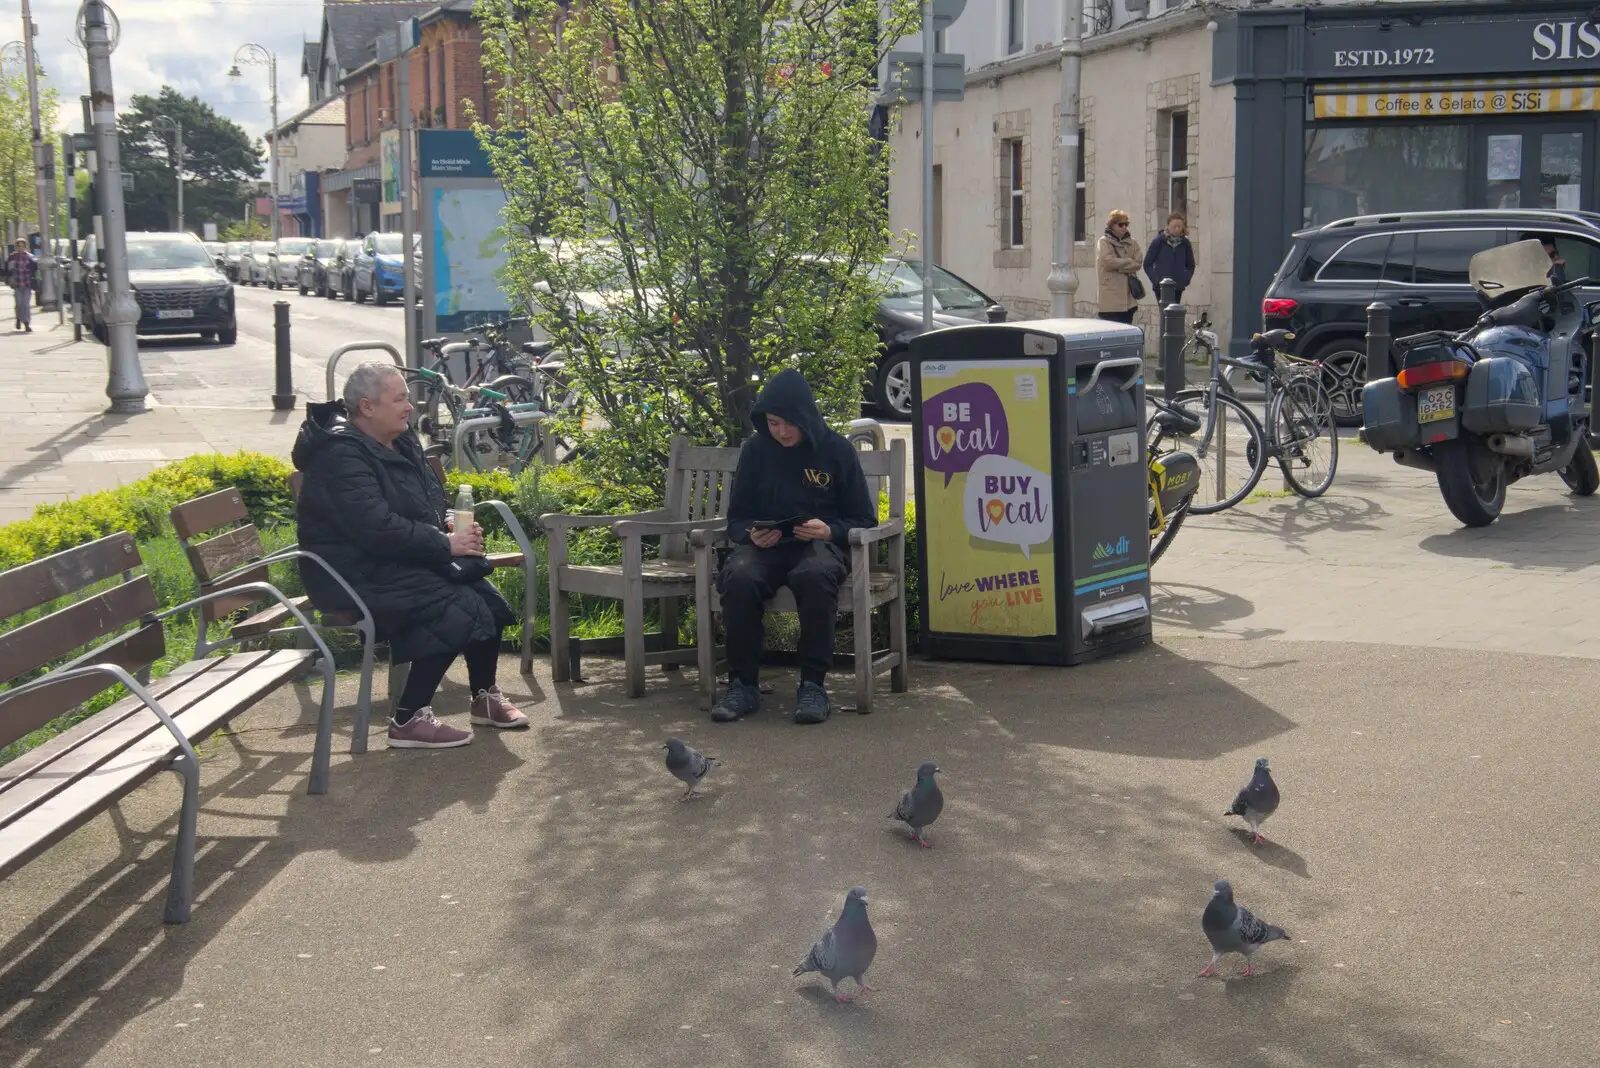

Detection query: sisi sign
(920, 360), (1056, 638)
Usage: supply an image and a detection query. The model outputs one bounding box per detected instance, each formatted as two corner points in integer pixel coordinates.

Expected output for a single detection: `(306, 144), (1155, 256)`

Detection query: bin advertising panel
(919, 358), (1056, 638)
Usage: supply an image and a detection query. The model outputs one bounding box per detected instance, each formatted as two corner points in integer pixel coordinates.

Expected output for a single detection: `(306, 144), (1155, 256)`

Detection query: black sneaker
(792, 681), (830, 725)
(711, 679), (761, 722)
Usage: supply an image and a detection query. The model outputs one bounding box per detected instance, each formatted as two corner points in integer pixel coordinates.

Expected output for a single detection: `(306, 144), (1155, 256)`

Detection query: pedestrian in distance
(1095, 209), (1142, 325)
(1143, 212), (1195, 306)
(6, 239), (36, 333)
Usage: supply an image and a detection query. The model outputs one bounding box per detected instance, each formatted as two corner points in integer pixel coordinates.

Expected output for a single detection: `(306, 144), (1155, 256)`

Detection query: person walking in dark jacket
(1143, 213), (1195, 305)
(712, 369), (876, 725)
(6, 239), (36, 332)
(292, 362), (527, 749)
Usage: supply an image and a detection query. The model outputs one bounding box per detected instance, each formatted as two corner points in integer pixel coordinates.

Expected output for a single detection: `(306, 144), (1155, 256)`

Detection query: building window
(386, 66), (396, 124)
(1007, 0), (1024, 54)
(1002, 137), (1025, 248)
(1302, 126), (1469, 227)
(422, 50), (432, 122)
(1162, 109), (1189, 220)
(1074, 127), (1087, 243)
(363, 80), (372, 142)
(438, 43), (449, 125)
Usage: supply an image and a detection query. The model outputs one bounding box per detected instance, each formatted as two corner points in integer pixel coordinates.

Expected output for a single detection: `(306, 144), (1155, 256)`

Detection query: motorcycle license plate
(1417, 384), (1455, 424)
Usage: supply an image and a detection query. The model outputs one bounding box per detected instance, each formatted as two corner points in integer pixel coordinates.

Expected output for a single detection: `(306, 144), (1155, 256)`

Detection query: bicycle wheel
(1269, 375), (1339, 498)
(420, 385), (461, 449)
(1149, 493), (1189, 565)
(1166, 388), (1269, 514)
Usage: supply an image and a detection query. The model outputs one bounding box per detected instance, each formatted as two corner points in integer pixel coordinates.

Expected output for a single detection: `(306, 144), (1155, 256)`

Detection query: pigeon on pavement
(1224, 756), (1279, 845)
(1199, 879), (1288, 978)
(890, 760), (944, 847)
(663, 737), (719, 801)
(793, 886), (878, 1002)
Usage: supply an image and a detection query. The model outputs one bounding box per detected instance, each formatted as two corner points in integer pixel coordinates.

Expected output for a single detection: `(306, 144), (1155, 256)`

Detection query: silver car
(269, 237), (316, 289)
(240, 241), (276, 286)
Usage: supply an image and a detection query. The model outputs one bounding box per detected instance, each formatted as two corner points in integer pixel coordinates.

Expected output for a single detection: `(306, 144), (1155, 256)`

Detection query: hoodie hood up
(750, 368), (831, 449)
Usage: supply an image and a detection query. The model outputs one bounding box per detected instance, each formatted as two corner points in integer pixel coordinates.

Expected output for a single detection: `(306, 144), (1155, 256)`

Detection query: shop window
(1074, 127), (1087, 244)
(1303, 126), (1469, 227)
(1161, 109), (1189, 220)
(1317, 234), (1390, 282)
(1008, 0), (1024, 55)
(1002, 138), (1025, 248)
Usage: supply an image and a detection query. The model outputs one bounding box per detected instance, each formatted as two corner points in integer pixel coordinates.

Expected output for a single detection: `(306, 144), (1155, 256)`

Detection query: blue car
(352, 231), (411, 305)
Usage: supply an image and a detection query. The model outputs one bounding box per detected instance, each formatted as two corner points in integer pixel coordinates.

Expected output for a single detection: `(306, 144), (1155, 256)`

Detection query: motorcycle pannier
(1461, 356), (1540, 434)
(1360, 377), (1421, 451)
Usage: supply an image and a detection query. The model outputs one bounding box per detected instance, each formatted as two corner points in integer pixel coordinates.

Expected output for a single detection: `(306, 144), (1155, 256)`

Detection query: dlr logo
(942, 402), (972, 422)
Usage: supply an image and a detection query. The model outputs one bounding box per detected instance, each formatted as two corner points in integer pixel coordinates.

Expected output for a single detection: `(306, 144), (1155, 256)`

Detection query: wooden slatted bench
(0, 532), (336, 925)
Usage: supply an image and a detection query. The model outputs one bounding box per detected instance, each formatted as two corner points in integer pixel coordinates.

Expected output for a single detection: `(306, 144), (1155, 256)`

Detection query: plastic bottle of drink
(454, 483), (475, 537)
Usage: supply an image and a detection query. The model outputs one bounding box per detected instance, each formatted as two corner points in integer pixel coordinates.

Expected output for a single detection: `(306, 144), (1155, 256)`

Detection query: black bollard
(1159, 280), (1186, 400)
(272, 301), (297, 411)
(1365, 301), (1393, 383)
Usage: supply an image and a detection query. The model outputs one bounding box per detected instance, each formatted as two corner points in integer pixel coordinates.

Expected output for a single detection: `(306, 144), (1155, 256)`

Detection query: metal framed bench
(0, 532), (336, 925)
(542, 436), (736, 697)
(690, 438), (909, 714)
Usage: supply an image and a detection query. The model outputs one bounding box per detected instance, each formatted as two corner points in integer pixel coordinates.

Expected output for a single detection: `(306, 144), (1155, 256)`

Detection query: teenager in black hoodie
(713, 369), (876, 724)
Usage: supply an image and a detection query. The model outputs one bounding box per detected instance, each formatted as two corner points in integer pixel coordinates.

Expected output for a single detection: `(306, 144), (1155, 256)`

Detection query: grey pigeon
(1224, 756), (1280, 845)
(793, 886), (878, 1002)
(890, 760), (943, 847)
(1199, 879), (1288, 978)
(663, 737), (719, 801)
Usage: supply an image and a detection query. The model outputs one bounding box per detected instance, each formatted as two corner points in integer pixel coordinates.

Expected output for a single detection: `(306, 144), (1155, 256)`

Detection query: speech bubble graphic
(963, 453), (1052, 559)
(923, 383), (1009, 487)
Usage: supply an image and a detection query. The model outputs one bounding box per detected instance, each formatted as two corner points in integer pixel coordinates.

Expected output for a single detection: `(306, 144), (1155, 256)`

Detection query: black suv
(1261, 209), (1600, 424)
(84, 231), (237, 345)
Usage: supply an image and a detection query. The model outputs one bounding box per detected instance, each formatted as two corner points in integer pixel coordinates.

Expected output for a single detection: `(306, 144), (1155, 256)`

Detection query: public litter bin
(909, 319), (1153, 666)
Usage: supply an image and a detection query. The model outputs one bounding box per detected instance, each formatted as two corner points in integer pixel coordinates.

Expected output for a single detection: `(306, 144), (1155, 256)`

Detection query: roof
(266, 96), (348, 141)
(302, 41), (322, 79)
(325, 0), (434, 73)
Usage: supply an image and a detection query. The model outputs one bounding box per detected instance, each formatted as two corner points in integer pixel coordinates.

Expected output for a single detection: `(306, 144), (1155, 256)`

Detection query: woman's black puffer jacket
(291, 400), (513, 662)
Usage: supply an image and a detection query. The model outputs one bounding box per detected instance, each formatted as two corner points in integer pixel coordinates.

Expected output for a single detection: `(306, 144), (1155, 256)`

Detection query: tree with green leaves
(119, 88), (261, 234)
(477, 0), (915, 485)
(0, 70), (59, 239)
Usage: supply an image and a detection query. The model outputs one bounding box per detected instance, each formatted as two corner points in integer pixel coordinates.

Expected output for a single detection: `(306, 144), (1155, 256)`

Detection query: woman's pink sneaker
(470, 687), (529, 729)
(387, 708), (473, 749)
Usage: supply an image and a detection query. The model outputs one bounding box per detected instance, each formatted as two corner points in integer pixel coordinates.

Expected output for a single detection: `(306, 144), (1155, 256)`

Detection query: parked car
(295, 238), (340, 297)
(221, 241), (247, 281)
(203, 241), (227, 265)
(267, 237), (315, 289)
(351, 231), (409, 305)
(1260, 208), (1600, 425)
(238, 240), (275, 286)
(83, 231), (236, 345)
(325, 238), (362, 300)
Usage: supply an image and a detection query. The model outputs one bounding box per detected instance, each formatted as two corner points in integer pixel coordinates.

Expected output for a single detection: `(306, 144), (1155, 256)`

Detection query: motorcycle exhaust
(1390, 448), (1437, 473)
(1487, 434), (1535, 459)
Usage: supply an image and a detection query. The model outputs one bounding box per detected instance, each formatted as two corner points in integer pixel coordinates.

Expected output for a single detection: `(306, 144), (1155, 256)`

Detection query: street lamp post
(17, 3), (57, 308)
(229, 44), (278, 241)
(1048, 0), (1084, 319)
(152, 115), (184, 232)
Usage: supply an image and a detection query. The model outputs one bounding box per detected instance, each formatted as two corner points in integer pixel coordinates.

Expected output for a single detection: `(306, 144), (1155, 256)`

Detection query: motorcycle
(1360, 238), (1599, 527)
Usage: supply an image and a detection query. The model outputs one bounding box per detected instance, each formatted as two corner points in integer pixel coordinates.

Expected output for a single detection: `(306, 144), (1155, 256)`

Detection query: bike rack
(325, 341), (404, 401)
(450, 407), (553, 474)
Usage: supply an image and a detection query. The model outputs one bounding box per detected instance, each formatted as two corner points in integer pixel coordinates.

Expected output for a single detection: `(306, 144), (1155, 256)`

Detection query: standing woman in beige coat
(1095, 209), (1142, 324)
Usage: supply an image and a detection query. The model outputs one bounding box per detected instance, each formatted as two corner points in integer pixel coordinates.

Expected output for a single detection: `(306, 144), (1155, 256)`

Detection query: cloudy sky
(23, 0), (323, 142)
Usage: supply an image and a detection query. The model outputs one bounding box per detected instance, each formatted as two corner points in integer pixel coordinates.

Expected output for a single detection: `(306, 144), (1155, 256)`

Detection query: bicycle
(1159, 329), (1339, 512)
(404, 368), (548, 476)
(1145, 396), (1203, 564)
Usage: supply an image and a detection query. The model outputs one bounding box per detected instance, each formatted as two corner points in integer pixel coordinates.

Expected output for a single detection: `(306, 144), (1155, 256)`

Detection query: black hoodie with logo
(724, 369), (877, 547)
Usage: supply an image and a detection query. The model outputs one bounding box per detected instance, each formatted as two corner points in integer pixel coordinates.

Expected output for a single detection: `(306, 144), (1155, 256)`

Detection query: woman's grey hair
(343, 362), (404, 410)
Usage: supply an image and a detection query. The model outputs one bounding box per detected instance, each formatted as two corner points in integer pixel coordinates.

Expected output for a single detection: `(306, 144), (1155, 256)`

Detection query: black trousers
(395, 636), (501, 714)
(717, 540), (849, 687)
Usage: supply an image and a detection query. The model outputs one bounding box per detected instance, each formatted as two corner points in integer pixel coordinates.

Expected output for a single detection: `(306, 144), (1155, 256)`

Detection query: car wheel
(218, 322), (238, 345)
(873, 351), (913, 420)
(344, 280), (355, 302)
(298, 282), (307, 296)
(200, 330), (216, 341)
(375, 287), (389, 306)
(1311, 339), (1367, 428)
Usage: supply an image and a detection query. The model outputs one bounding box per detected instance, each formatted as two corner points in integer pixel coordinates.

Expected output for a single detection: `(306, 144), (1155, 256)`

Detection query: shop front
(1216, 2), (1600, 354)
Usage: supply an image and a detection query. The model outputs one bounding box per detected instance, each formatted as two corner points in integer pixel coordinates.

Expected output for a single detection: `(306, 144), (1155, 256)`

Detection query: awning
(1313, 75), (1600, 120)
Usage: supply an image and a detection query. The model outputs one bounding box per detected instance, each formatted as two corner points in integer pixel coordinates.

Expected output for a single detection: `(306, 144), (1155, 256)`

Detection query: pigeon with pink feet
(1199, 879), (1288, 978)
(793, 886), (878, 1002)
(1224, 756), (1279, 845)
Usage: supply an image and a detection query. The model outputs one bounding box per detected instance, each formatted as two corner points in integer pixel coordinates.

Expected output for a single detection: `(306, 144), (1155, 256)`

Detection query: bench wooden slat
(0, 532), (139, 619)
(0, 575), (158, 684)
(0, 654), (244, 802)
(486, 551), (524, 569)
(0, 622), (167, 750)
(557, 560), (698, 599)
(169, 487), (248, 542)
(0, 650), (314, 880)
(186, 525), (265, 584)
(231, 595), (314, 638)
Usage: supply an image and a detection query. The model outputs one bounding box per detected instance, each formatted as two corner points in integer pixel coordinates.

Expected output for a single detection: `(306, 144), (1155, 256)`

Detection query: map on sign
(431, 186), (512, 331)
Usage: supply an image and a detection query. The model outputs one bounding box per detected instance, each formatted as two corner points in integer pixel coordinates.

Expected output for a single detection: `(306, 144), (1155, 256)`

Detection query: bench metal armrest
(612, 518), (726, 539)
(157, 583), (336, 668)
(228, 548), (375, 629)
(690, 527), (732, 549)
(848, 519), (904, 545)
(478, 499), (537, 569)
(0, 662), (199, 766)
(540, 508), (670, 534)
